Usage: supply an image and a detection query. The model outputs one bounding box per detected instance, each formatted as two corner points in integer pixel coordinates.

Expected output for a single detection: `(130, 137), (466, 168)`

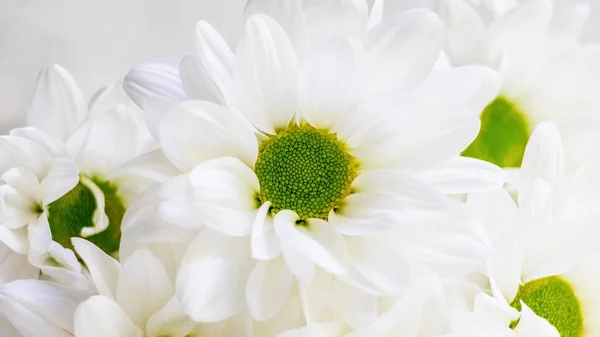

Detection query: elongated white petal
(244, 0), (308, 59)
(367, 9), (444, 94)
(274, 210), (349, 275)
(352, 170), (450, 212)
(328, 193), (397, 236)
(27, 215), (52, 258)
(115, 249), (173, 328)
(180, 55), (226, 105)
(27, 64), (88, 141)
(1, 167), (43, 202)
(0, 243), (38, 285)
(513, 302), (560, 337)
(416, 157), (507, 195)
(298, 38), (366, 138)
(278, 322), (344, 337)
(187, 157), (259, 237)
(119, 149), (182, 183)
(72, 238), (120, 299)
(8, 127), (68, 157)
(281, 244), (314, 284)
(234, 14), (299, 134)
(177, 230), (252, 322)
(74, 296), (143, 337)
(303, 0), (368, 50)
(189, 21), (236, 103)
(519, 122), (564, 203)
(0, 280), (88, 337)
(246, 257), (293, 321)
(40, 158), (79, 205)
(123, 59), (186, 109)
(146, 296), (197, 337)
(159, 101), (258, 171)
(251, 201), (280, 260)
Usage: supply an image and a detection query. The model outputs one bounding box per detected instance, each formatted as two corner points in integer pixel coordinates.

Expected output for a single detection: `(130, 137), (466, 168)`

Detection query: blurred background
(0, 0), (598, 133)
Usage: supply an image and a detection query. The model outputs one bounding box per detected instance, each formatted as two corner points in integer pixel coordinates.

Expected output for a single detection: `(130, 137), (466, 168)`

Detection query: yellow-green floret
(47, 177), (125, 255)
(462, 97), (531, 168)
(511, 276), (583, 337)
(255, 123), (359, 220)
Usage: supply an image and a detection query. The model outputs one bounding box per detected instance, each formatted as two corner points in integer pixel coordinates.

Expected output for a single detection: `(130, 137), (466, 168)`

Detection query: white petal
(251, 201), (281, 260)
(244, 0), (309, 59)
(438, 0), (489, 66)
(274, 210), (349, 275)
(119, 149), (182, 183)
(367, 9), (444, 94)
(0, 316), (20, 337)
(8, 127), (68, 157)
(142, 96), (178, 141)
(40, 158), (79, 205)
(0, 243), (39, 285)
(67, 105), (143, 176)
(352, 170), (450, 212)
(180, 55), (227, 105)
(115, 249), (173, 328)
(72, 238), (120, 299)
(123, 59), (186, 109)
(298, 38), (366, 137)
(416, 156), (507, 194)
(303, 0), (369, 50)
(513, 302), (560, 337)
(146, 296), (196, 337)
(328, 193), (398, 236)
(188, 157), (260, 236)
(189, 21), (237, 103)
(421, 66), (500, 113)
(159, 101), (258, 171)
(0, 136), (53, 177)
(518, 122), (564, 203)
(330, 279), (378, 330)
(74, 296), (143, 337)
(278, 322), (344, 337)
(27, 215), (52, 258)
(348, 294), (422, 337)
(550, 2), (589, 38)
(27, 64), (88, 141)
(1, 167), (43, 201)
(281, 244), (315, 284)
(0, 227), (29, 255)
(234, 14), (299, 134)
(246, 257), (293, 321)
(176, 230), (252, 322)
(0, 280), (88, 337)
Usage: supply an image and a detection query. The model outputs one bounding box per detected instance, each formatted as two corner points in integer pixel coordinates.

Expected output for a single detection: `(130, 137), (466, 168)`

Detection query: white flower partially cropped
(461, 122), (600, 337)
(439, 0), (600, 168)
(122, 0), (506, 325)
(0, 64), (154, 285)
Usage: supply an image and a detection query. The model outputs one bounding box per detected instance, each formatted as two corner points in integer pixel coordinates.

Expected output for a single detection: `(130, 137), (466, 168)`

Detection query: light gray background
(0, 0), (598, 133)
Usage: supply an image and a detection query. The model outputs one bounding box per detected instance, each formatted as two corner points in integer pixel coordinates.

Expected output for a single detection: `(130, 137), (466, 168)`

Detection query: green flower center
(462, 97), (531, 168)
(254, 123), (359, 220)
(510, 276), (583, 337)
(47, 176), (125, 255)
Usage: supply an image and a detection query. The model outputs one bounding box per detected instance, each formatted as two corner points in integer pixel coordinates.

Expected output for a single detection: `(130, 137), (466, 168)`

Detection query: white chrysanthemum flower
(121, 0), (506, 324)
(461, 122), (600, 337)
(0, 64), (154, 282)
(439, 0), (600, 168)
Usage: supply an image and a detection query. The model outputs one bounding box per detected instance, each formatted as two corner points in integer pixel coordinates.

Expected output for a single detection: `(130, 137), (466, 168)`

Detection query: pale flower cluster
(1, 0), (600, 337)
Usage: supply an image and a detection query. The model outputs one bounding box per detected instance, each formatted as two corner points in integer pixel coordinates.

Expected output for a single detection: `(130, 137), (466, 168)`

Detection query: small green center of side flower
(462, 97), (531, 168)
(255, 123), (359, 220)
(47, 177), (125, 255)
(510, 276), (583, 337)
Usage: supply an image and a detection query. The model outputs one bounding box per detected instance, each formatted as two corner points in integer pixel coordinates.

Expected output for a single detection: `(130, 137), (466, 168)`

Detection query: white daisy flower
(121, 0), (506, 324)
(0, 64), (154, 281)
(439, 0), (600, 168)
(462, 122), (600, 337)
